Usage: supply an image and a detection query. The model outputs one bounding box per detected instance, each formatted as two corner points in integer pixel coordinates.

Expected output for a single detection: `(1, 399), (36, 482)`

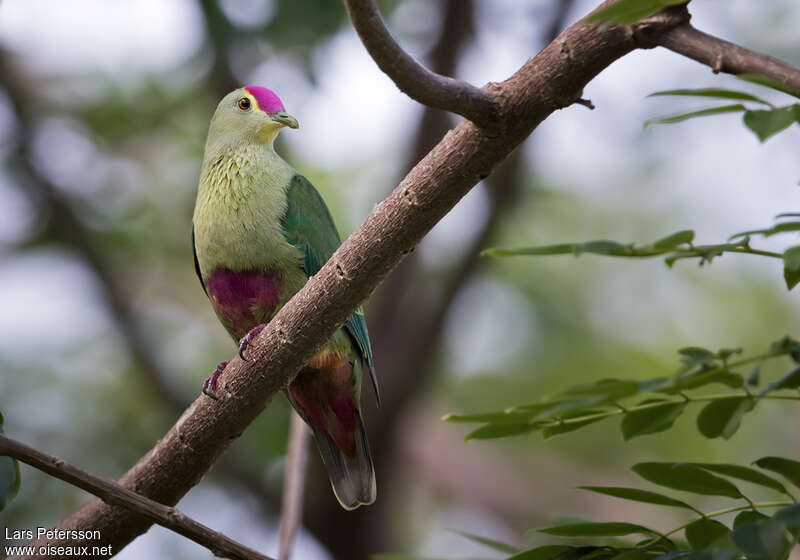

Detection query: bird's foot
(238, 323), (267, 361)
(202, 361), (229, 399)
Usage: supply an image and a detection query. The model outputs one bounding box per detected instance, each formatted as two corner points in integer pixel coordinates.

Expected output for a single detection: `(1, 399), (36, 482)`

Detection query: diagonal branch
(19, 4), (692, 558)
(0, 435), (272, 560)
(342, 0), (499, 129)
(657, 22), (800, 95)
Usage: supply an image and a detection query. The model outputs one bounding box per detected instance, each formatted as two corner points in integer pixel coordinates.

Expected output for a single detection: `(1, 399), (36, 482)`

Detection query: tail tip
(332, 474), (376, 511)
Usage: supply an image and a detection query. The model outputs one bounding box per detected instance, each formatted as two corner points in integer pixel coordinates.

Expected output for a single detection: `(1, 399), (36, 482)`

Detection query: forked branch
(342, 0), (500, 128)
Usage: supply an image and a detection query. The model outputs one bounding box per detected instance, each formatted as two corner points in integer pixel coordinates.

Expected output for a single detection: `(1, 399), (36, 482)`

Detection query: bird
(191, 86), (378, 510)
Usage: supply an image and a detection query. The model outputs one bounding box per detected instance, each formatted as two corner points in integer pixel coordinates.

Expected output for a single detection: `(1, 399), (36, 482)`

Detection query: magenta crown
(243, 86), (285, 113)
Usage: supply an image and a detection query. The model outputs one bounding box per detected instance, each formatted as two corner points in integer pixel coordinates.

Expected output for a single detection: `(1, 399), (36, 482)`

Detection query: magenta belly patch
(207, 268), (282, 339)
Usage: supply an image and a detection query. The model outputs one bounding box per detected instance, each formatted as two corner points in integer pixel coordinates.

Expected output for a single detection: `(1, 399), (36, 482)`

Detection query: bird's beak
(269, 111), (299, 129)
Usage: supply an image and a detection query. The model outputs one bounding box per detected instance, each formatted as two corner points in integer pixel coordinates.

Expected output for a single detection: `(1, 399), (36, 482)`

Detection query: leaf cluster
(445, 337), (800, 442)
(645, 85), (800, 142)
(483, 214), (800, 290)
(511, 458), (800, 560)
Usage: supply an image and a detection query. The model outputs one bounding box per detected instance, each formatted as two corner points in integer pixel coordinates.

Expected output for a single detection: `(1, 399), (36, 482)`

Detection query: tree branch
(277, 412), (309, 560)
(0, 435), (272, 560)
(19, 4), (691, 558)
(657, 22), (800, 95)
(342, 0), (499, 129)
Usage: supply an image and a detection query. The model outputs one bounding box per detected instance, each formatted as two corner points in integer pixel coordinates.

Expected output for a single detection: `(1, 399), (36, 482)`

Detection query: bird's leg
(238, 323), (267, 361)
(202, 361), (229, 399)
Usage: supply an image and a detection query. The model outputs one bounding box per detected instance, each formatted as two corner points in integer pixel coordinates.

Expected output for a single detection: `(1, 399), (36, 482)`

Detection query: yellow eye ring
(237, 97), (251, 111)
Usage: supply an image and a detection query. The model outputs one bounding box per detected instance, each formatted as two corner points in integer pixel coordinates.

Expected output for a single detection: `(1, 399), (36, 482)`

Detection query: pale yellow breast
(192, 144), (303, 282)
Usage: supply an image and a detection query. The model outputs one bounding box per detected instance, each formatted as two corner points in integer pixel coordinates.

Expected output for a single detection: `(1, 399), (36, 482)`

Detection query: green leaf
(752, 457), (800, 490)
(684, 518), (730, 550)
(696, 397), (754, 439)
(783, 246), (800, 290)
(651, 230), (695, 249)
(631, 462), (742, 498)
(645, 104), (746, 127)
(677, 347), (718, 365)
(443, 410), (535, 424)
(734, 511), (769, 529)
(690, 463), (788, 496)
(466, 422), (531, 440)
(768, 336), (800, 359)
(585, 0), (690, 25)
(538, 522), (659, 537)
(731, 519), (790, 559)
(664, 370), (743, 394)
(761, 366), (800, 394)
(508, 545), (575, 560)
(558, 379), (641, 403)
(730, 221), (800, 240)
(451, 530), (518, 554)
(649, 89), (772, 106)
(743, 105), (800, 142)
(621, 400), (687, 440)
(0, 456), (19, 512)
(578, 486), (696, 511)
(542, 414), (608, 439)
(0, 413), (20, 512)
(774, 504), (800, 526)
(747, 366), (761, 387)
(736, 74), (800, 100)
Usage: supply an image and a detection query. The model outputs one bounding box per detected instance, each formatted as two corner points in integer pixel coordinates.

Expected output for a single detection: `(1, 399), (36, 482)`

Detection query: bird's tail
(308, 410), (376, 510)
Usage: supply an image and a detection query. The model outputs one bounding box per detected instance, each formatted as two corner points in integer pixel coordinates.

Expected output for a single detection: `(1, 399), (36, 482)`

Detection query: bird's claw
(238, 324), (267, 362)
(202, 361), (228, 399)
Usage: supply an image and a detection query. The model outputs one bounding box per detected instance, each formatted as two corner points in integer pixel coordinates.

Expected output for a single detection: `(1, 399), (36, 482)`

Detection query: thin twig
(278, 412), (310, 560)
(658, 23), (800, 96)
(0, 435), (273, 560)
(342, 0), (499, 129)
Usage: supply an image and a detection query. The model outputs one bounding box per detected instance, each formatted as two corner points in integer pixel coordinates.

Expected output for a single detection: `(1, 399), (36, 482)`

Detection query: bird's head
(208, 86), (299, 148)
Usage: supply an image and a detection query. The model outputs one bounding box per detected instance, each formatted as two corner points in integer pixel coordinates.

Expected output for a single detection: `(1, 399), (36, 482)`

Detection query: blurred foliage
(483, 215), (800, 290)
(0, 413), (21, 512)
(644, 83), (800, 141)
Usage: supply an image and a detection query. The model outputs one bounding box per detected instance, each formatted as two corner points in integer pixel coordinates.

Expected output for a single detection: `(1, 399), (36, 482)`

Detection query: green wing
(192, 227), (207, 296)
(281, 174), (379, 404)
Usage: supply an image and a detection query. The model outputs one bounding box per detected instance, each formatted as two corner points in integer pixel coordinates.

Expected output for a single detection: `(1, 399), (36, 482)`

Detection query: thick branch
(342, 0), (499, 128)
(658, 22), (800, 95)
(0, 435), (271, 560)
(21, 4), (689, 558)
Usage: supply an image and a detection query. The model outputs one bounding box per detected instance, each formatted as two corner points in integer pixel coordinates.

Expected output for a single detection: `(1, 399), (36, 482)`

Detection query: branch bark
(277, 412), (309, 560)
(0, 435), (272, 560)
(657, 22), (800, 95)
(18, 4), (695, 558)
(342, 0), (499, 128)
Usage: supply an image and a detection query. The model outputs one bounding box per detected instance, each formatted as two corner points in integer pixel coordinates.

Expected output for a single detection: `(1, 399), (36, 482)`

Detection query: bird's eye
(237, 97), (251, 111)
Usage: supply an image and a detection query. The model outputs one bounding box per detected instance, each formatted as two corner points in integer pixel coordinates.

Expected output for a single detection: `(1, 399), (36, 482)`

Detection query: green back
(281, 174), (376, 376)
